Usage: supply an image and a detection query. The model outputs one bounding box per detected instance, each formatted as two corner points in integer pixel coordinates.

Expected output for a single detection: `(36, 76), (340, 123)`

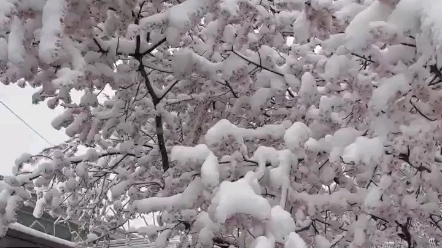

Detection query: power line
(0, 100), (53, 146)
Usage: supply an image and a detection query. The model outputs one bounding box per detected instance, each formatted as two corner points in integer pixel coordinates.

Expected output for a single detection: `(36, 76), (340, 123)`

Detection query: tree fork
(134, 29), (170, 172)
(137, 62), (170, 172)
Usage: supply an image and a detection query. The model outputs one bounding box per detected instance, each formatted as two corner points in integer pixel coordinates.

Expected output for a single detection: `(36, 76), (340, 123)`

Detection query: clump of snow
(239, 172), (262, 196)
(156, 229), (173, 247)
(364, 185), (381, 210)
(79, 90), (98, 107)
(129, 225), (161, 236)
(298, 72), (318, 105)
(421, 0), (442, 46)
(170, 144), (211, 163)
(250, 146), (280, 166)
(270, 206), (296, 243)
(250, 88), (275, 115)
(304, 137), (332, 154)
(284, 232), (307, 248)
(269, 150), (297, 190)
(314, 235), (331, 248)
(15, 153), (33, 166)
(171, 49), (195, 79)
(86, 233), (99, 243)
(284, 122), (312, 152)
(205, 119), (240, 145)
(83, 149), (99, 162)
(321, 33), (346, 53)
(198, 227), (215, 247)
(379, 174), (392, 190)
(205, 119), (294, 148)
(168, 0), (207, 31)
(334, 2), (365, 25)
(211, 180), (271, 223)
(191, 211), (218, 234)
(401, 194), (419, 210)
(284, 74), (301, 91)
(39, 0), (66, 64)
(292, 11), (310, 44)
(369, 73), (410, 115)
(253, 121), (293, 140)
(129, 177), (203, 214)
(321, 55), (350, 81)
(129, 194), (182, 214)
(201, 152), (220, 189)
(0, 38), (8, 62)
(369, 21), (399, 43)
(7, 16), (25, 65)
(345, 0), (394, 51)
(341, 136), (384, 165)
(328, 127), (364, 163)
(51, 109), (75, 130)
(251, 236), (274, 248)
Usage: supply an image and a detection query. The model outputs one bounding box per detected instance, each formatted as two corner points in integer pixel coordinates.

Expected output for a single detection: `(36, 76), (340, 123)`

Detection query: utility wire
(0, 100), (53, 146)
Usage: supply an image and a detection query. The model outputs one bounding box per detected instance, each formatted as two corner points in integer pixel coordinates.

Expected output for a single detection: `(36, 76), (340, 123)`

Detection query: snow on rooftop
(101, 238), (185, 248)
(9, 223), (75, 247)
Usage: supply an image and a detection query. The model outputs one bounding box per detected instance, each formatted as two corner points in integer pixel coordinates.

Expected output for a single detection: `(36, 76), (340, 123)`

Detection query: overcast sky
(0, 84), (68, 176)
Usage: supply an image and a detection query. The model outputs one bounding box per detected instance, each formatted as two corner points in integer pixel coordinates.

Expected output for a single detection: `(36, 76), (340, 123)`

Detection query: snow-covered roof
(100, 238), (183, 248)
(9, 223), (76, 247)
(98, 238), (188, 248)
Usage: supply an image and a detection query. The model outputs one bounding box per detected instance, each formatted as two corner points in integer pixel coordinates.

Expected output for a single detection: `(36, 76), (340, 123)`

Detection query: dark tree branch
(400, 43), (416, 47)
(351, 53), (375, 63)
(396, 218), (415, 248)
(139, 65), (159, 103)
(222, 80), (239, 98)
(295, 223), (311, 233)
(230, 50), (284, 77)
(428, 64), (442, 86)
(137, 66), (170, 171)
(242, 155), (258, 165)
(70, 151), (140, 164)
(318, 159), (329, 170)
(137, 64), (170, 172)
(212, 237), (236, 248)
(155, 115), (169, 171)
(369, 214), (389, 224)
(409, 99), (436, 121)
(92, 37), (135, 57)
(397, 146), (431, 173)
(430, 214), (442, 233)
(158, 80), (180, 102)
(131, 24), (169, 171)
(141, 37), (167, 56)
(144, 64), (173, 74)
(229, 50), (295, 98)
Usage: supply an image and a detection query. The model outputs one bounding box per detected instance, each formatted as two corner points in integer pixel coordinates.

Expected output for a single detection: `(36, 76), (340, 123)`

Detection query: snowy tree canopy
(2, 0), (442, 247)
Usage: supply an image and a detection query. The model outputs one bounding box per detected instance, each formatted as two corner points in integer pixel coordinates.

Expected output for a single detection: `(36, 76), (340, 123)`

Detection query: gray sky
(0, 84), (68, 176)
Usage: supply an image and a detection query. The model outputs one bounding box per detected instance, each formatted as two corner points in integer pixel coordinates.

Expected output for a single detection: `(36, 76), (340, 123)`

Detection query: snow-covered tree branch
(1, 0), (442, 247)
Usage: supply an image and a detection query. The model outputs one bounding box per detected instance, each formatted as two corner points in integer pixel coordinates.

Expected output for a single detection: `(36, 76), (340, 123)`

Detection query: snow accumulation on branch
(3, 0), (442, 247)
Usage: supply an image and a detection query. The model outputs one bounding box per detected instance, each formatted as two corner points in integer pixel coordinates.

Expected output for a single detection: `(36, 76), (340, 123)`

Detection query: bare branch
(158, 80), (180, 102)
(141, 37), (167, 56)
